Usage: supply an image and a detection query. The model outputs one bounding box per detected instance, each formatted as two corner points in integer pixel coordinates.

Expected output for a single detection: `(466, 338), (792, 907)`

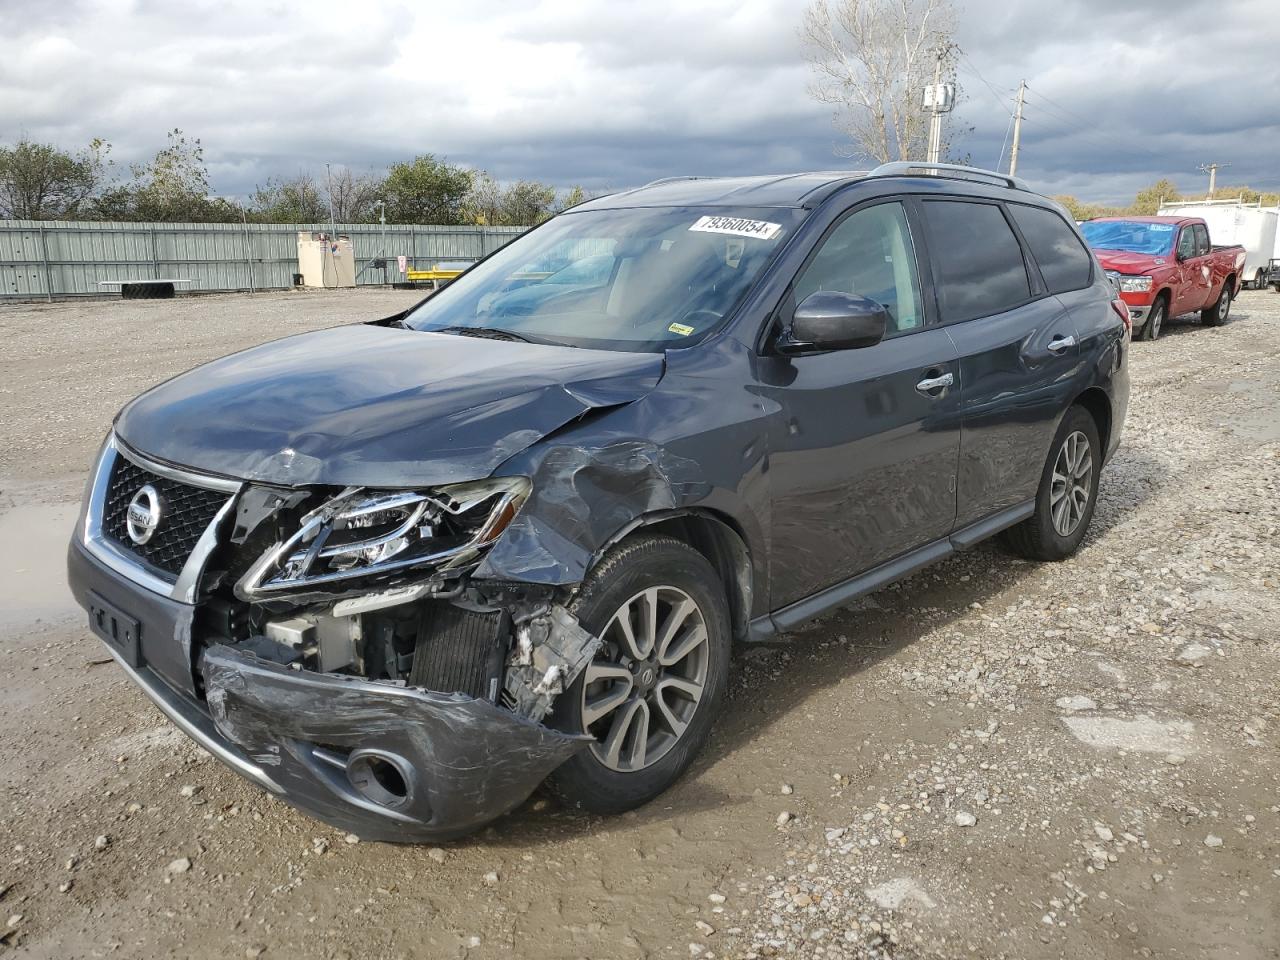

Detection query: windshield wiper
(434, 325), (538, 344)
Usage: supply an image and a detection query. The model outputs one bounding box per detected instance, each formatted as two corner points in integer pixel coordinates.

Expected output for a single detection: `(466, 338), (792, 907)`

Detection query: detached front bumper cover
(203, 645), (589, 842)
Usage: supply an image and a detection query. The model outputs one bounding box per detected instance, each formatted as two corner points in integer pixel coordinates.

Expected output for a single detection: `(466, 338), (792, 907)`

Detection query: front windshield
(1080, 220), (1176, 256)
(402, 205), (805, 351)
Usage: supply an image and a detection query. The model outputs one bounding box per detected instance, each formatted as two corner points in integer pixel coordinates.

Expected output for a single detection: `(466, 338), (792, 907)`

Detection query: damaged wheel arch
(582, 508), (757, 646)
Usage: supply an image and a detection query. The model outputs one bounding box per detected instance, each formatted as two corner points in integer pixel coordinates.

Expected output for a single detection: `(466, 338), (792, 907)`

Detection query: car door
(1171, 224), (1202, 315)
(761, 198), (961, 607)
(919, 197), (1081, 529)
(1192, 222), (1216, 308)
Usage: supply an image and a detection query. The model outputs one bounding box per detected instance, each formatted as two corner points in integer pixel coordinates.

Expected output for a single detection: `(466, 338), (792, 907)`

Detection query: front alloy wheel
(548, 535), (731, 815)
(581, 585), (709, 772)
(1139, 298), (1164, 341)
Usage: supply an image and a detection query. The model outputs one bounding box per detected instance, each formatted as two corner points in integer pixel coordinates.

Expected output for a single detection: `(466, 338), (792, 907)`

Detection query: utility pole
(1198, 161), (1229, 197)
(923, 42), (957, 164)
(926, 49), (945, 164)
(1008, 79), (1026, 176)
(325, 162), (338, 237)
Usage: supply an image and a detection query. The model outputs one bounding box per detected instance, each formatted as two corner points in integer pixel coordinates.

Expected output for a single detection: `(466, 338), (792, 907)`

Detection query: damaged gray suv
(69, 163), (1129, 841)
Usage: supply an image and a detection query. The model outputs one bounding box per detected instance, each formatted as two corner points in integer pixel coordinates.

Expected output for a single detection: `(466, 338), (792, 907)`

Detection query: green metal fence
(0, 220), (526, 299)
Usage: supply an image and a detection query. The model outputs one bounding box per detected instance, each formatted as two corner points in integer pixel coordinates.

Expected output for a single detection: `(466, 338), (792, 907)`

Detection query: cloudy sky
(2, 0), (1277, 205)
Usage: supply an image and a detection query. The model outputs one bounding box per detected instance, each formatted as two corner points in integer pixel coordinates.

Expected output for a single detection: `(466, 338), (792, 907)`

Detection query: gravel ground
(0, 288), (1277, 959)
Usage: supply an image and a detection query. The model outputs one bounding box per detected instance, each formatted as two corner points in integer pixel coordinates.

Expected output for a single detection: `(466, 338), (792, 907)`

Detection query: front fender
(476, 439), (712, 584)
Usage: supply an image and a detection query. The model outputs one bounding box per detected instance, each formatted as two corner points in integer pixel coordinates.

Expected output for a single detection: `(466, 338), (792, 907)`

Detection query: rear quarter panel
(1059, 281), (1129, 463)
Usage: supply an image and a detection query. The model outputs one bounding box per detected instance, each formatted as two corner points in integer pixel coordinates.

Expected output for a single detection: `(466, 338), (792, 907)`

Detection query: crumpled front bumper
(202, 645), (588, 842)
(68, 539), (588, 843)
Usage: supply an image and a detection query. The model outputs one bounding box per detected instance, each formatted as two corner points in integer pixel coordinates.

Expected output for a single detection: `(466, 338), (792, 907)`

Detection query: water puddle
(0, 500), (83, 629)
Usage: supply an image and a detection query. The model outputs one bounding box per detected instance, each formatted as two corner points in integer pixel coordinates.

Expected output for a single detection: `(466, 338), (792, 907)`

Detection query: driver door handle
(1047, 334), (1077, 354)
(915, 372), (954, 394)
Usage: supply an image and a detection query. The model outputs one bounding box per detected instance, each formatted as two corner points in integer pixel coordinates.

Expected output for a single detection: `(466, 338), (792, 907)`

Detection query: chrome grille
(102, 454), (231, 578)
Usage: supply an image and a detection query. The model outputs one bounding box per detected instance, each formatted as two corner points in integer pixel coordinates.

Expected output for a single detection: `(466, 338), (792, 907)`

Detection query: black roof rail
(868, 161), (1031, 192)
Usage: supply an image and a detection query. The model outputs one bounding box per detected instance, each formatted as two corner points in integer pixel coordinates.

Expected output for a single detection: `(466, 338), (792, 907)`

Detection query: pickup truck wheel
(1002, 406), (1100, 562)
(1201, 285), (1231, 326)
(1138, 298), (1164, 341)
(547, 535), (731, 815)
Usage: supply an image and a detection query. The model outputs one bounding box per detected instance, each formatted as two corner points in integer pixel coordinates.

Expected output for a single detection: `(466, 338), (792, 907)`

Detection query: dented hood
(114, 324), (664, 487)
(1093, 250), (1164, 274)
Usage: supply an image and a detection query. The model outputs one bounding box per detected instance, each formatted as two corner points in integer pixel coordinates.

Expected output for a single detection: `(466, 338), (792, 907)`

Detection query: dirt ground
(0, 287), (1276, 960)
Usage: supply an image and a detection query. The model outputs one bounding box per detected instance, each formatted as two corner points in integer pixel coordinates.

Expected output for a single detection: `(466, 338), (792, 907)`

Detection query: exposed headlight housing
(1117, 275), (1153, 293)
(235, 477), (530, 599)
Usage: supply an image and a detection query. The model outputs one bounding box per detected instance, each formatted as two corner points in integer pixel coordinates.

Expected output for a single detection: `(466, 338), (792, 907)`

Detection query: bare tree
(801, 0), (958, 163)
(249, 172), (328, 222)
(325, 166), (382, 222)
(464, 172), (505, 225)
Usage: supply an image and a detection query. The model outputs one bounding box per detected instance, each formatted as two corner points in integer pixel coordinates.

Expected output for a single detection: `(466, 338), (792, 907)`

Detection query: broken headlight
(235, 477), (530, 599)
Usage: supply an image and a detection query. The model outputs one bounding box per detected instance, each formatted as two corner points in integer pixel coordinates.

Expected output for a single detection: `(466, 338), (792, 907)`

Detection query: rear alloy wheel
(1201, 284), (1231, 326)
(1139, 297), (1165, 341)
(548, 535), (730, 815)
(1049, 430), (1093, 538)
(1002, 405), (1101, 562)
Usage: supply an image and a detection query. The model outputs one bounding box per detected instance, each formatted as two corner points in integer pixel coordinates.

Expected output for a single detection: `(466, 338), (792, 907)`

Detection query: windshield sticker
(1149, 224), (1174, 232)
(668, 322), (695, 336)
(689, 216), (782, 240)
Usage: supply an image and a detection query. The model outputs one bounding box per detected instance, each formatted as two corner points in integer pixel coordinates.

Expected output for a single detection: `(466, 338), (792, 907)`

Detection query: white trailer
(1158, 199), (1278, 289)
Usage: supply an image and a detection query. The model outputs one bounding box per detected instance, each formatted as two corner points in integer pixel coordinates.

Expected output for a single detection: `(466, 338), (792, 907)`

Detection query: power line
(955, 53), (1019, 172)
(1016, 113), (1136, 164)
(996, 110), (1015, 173)
(1022, 84), (1104, 132)
(956, 53), (1017, 113)
(1019, 95), (1172, 168)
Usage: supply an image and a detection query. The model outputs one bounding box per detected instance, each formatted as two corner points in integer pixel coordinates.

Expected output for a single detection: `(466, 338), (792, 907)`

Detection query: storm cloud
(1, 0), (1276, 205)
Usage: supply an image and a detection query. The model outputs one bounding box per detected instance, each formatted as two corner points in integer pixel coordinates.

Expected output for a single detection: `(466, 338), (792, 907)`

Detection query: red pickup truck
(1080, 216), (1246, 341)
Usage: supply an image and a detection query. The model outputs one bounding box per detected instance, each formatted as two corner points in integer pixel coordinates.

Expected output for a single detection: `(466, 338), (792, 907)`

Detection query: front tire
(1138, 296), (1165, 341)
(547, 535), (731, 815)
(1002, 406), (1101, 562)
(1201, 284), (1231, 325)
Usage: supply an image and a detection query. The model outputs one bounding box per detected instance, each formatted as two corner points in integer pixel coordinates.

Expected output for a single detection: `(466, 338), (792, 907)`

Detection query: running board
(746, 500), (1034, 642)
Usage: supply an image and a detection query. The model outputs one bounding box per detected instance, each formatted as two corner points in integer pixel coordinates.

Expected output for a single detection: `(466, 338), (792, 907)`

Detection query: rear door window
(922, 200), (1032, 323)
(1008, 204), (1093, 294)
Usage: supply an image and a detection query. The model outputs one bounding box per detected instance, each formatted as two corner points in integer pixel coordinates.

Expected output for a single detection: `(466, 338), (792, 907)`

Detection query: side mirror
(778, 291), (888, 353)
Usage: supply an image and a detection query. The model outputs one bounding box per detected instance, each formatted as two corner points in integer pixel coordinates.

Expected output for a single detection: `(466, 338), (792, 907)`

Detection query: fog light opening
(346, 750), (411, 808)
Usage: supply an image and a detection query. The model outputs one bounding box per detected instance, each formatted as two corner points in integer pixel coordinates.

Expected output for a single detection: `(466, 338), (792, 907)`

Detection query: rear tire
(547, 535), (731, 815)
(1002, 405), (1101, 562)
(1201, 284), (1231, 326)
(1138, 297), (1165, 341)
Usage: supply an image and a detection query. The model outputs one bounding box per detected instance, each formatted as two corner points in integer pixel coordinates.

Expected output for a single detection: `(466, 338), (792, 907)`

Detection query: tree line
(1053, 179), (1280, 221)
(0, 130), (589, 226)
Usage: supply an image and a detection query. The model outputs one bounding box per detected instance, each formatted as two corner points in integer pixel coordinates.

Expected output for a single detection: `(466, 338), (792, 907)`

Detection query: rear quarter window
(1009, 203), (1093, 294)
(922, 200), (1031, 323)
